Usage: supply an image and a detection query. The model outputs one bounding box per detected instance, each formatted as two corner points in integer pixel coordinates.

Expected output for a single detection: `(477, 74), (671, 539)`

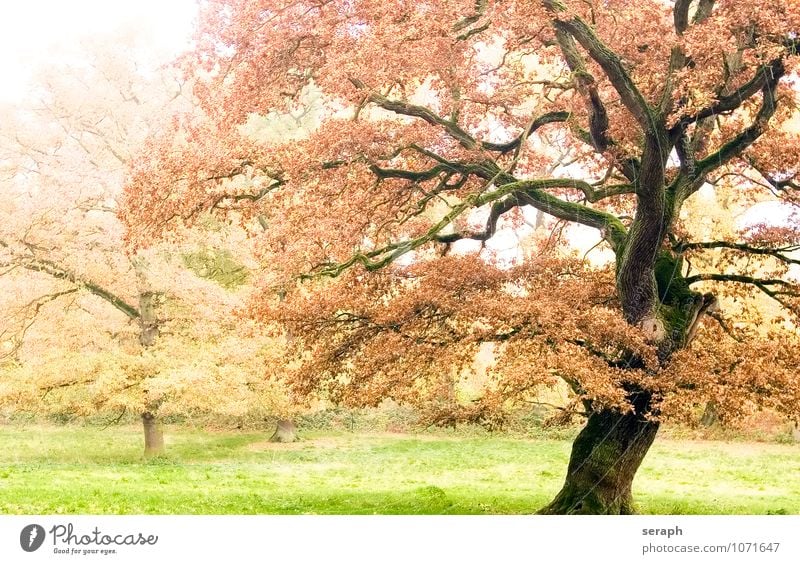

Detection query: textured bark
(142, 412), (165, 457)
(542, 245), (710, 513)
(134, 257), (159, 347)
(269, 419), (299, 443)
(539, 391), (659, 514)
(542, 132), (688, 513)
(615, 133), (672, 328)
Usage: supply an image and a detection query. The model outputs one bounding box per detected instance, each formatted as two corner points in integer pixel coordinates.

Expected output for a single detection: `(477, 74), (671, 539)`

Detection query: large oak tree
(124, 0), (800, 513)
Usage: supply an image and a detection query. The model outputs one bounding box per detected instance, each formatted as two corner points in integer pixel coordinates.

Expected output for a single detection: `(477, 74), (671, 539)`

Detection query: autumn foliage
(0, 34), (296, 437)
(122, 0), (800, 512)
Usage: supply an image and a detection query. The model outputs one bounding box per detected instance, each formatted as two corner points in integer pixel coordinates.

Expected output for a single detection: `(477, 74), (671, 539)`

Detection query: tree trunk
(700, 401), (719, 427)
(137, 289), (159, 348)
(269, 419), (299, 443)
(541, 238), (711, 514)
(539, 397), (659, 514)
(134, 257), (165, 457)
(142, 412), (165, 457)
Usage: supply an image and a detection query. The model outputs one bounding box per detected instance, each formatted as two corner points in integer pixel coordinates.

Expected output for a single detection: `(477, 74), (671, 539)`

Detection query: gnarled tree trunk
(540, 117), (709, 513)
(541, 243), (717, 514)
(538, 391), (659, 514)
(141, 412), (164, 457)
(269, 418), (299, 443)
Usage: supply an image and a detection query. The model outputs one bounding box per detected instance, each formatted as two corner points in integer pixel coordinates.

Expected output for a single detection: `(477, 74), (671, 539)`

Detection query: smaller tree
(0, 31), (299, 453)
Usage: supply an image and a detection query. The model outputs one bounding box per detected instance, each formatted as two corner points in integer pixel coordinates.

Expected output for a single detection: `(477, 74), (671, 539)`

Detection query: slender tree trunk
(269, 419), (299, 443)
(133, 256), (164, 456)
(700, 401), (719, 427)
(539, 389), (658, 514)
(141, 412), (164, 456)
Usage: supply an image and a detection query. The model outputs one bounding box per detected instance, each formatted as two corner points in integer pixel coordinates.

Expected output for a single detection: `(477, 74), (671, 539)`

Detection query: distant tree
(124, 0), (800, 512)
(0, 33), (294, 453)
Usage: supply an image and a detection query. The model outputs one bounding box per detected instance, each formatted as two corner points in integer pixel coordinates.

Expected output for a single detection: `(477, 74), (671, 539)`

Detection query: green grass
(0, 424), (797, 514)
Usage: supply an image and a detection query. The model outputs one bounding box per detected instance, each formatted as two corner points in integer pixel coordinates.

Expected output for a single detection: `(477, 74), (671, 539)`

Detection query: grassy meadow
(0, 424), (797, 515)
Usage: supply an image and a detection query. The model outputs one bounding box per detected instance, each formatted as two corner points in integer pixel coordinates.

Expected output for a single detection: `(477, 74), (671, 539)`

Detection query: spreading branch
(350, 77), (481, 150)
(306, 174), (628, 279)
(678, 241), (800, 266)
(686, 272), (799, 310)
(550, 26), (610, 152)
(0, 288), (80, 359)
(482, 111), (571, 153)
(674, 59), (785, 131)
(0, 246), (140, 321)
(691, 64), (784, 186)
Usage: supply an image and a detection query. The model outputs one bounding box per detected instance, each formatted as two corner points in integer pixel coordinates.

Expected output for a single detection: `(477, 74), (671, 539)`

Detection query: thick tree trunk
(269, 419), (299, 443)
(539, 395), (659, 514)
(142, 412), (165, 457)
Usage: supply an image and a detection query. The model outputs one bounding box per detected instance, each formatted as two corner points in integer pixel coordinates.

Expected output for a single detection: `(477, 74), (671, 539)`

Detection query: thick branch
(305, 181), (525, 278)
(674, 0), (715, 33)
(693, 73), (782, 181)
(544, 0), (656, 131)
(551, 26), (610, 151)
(370, 163), (466, 182)
(482, 111), (571, 153)
(674, 59), (785, 130)
(351, 78), (479, 149)
(511, 183), (628, 250)
(307, 177), (628, 278)
(434, 196), (517, 244)
(516, 177), (634, 203)
(673, 0), (692, 34)
(9, 257), (140, 320)
(693, 0), (715, 24)
(210, 179), (284, 210)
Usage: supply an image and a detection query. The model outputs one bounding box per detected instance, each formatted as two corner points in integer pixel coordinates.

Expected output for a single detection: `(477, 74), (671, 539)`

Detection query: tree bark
(700, 401), (719, 427)
(141, 412), (165, 457)
(540, 253), (699, 514)
(269, 419), (299, 443)
(539, 389), (659, 514)
(137, 289), (159, 347)
(133, 257), (164, 456)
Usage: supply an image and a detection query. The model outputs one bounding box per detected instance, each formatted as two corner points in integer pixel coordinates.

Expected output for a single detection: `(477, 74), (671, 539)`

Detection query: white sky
(0, 0), (198, 102)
